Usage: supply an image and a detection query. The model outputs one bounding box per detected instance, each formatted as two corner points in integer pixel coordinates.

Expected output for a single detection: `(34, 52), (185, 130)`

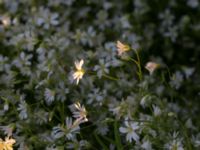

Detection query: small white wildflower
(119, 121), (140, 142)
(140, 95), (152, 108)
(170, 71), (183, 89)
(97, 123), (109, 135)
(72, 59), (85, 84)
(152, 105), (161, 117)
(0, 15), (11, 27)
(69, 102), (88, 123)
(44, 88), (55, 105)
(116, 40), (130, 56)
(187, 0), (199, 8)
(110, 100), (128, 119)
(65, 117), (80, 140)
(141, 140), (152, 150)
(164, 132), (184, 150)
(145, 62), (160, 75)
(0, 136), (16, 150)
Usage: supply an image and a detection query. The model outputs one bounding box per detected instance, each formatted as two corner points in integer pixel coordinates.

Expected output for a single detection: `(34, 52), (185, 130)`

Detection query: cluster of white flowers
(0, 0), (199, 149)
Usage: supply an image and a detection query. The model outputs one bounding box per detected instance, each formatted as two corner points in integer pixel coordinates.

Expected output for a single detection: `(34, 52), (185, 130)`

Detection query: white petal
(79, 59), (84, 68)
(119, 127), (128, 133)
(126, 133), (133, 142)
(131, 132), (139, 142)
(131, 123), (139, 130)
(76, 78), (79, 84)
(75, 61), (79, 70)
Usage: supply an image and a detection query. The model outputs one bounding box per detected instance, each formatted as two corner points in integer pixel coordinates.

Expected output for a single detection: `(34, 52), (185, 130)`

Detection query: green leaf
(94, 133), (109, 150)
(114, 120), (123, 150)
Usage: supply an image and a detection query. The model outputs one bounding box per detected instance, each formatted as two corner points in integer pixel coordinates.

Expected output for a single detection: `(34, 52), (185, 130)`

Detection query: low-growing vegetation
(0, 0), (200, 149)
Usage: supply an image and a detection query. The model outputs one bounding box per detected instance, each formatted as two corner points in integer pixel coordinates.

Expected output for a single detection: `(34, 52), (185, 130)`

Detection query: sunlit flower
(145, 61), (160, 75)
(0, 141), (4, 150)
(69, 102), (88, 123)
(72, 59), (85, 84)
(119, 121), (140, 142)
(116, 41), (130, 56)
(0, 136), (16, 150)
(0, 15), (11, 27)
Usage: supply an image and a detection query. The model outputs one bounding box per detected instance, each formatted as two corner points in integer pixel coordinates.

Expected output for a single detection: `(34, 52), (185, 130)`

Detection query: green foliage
(0, 0), (200, 149)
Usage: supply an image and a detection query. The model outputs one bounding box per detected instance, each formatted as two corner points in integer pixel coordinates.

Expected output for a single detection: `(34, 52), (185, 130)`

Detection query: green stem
(127, 49), (143, 81)
(177, 118), (192, 150)
(134, 50), (143, 81)
(102, 74), (118, 81)
(87, 71), (118, 81)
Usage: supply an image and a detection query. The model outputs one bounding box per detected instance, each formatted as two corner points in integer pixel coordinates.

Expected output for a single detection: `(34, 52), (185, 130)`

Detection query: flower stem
(128, 49), (143, 81)
(87, 71), (118, 81)
(102, 74), (118, 81)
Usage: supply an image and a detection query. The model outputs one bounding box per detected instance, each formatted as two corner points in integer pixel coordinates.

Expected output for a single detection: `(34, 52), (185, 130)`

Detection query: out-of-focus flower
(67, 140), (89, 150)
(145, 62), (160, 75)
(93, 59), (110, 78)
(44, 88), (55, 105)
(65, 117), (80, 140)
(116, 41), (130, 56)
(34, 7), (59, 29)
(69, 102), (88, 123)
(0, 15), (11, 27)
(164, 132), (184, 150)
(152, 105), (161, 117)
(52, 117), (80, 140)
(170, 71), (183, 89)
(72, 59), (85, 84)
(110, 100), (129, 119)
(187, 0), (199, 8)
(96, 123), (109, 135)
(141, 140), (152, 150)
(0, 142), (3, 150)
(88, 88), (106, 105)
(56, 82), (69, 102)
(0, 136), (16, 150)
(119, 121), (140, 142)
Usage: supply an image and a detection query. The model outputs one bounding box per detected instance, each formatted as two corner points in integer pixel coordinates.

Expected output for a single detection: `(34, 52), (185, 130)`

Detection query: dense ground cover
(0, 0), (200, 149)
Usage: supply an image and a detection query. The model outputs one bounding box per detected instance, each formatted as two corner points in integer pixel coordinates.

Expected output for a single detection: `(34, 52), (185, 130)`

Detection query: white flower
(72, 59), (85, 84)
(187, 0), (199, 8)
(119, 121), (140, 142)
(164, 132), (184, 150)
(69, 102), (88, 123)
(97, 123), (109, 135)
(145, 62), (160, 75)
(141, 140), (152, 150)
(140, 95), (152, 108)
(116, 41), (130, 56)
(44, 88), (55, 105)
(0, 136), (16, 150)
(65, 117), (80, 140)
(152, 105), (161, 117)
(0, 15), (11, 27)
(165, 140), (184, 150)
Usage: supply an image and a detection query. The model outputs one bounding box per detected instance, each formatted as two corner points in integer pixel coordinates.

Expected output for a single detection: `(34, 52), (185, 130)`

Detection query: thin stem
(177, 118), (192, 150)
(126, 49), (143, 81)
(87, 71), (118, 81)
(102, 74), (118, 81)
(128, 57), (142, 81)
(134, 50), (143, 81)
(165, 65), (172, 79)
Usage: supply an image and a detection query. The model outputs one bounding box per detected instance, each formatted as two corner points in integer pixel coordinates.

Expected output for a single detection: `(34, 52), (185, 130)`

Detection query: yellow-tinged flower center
(116, 41), (131, 56)
(77, 69), (85, 75)
(122, 45), (130, 51)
